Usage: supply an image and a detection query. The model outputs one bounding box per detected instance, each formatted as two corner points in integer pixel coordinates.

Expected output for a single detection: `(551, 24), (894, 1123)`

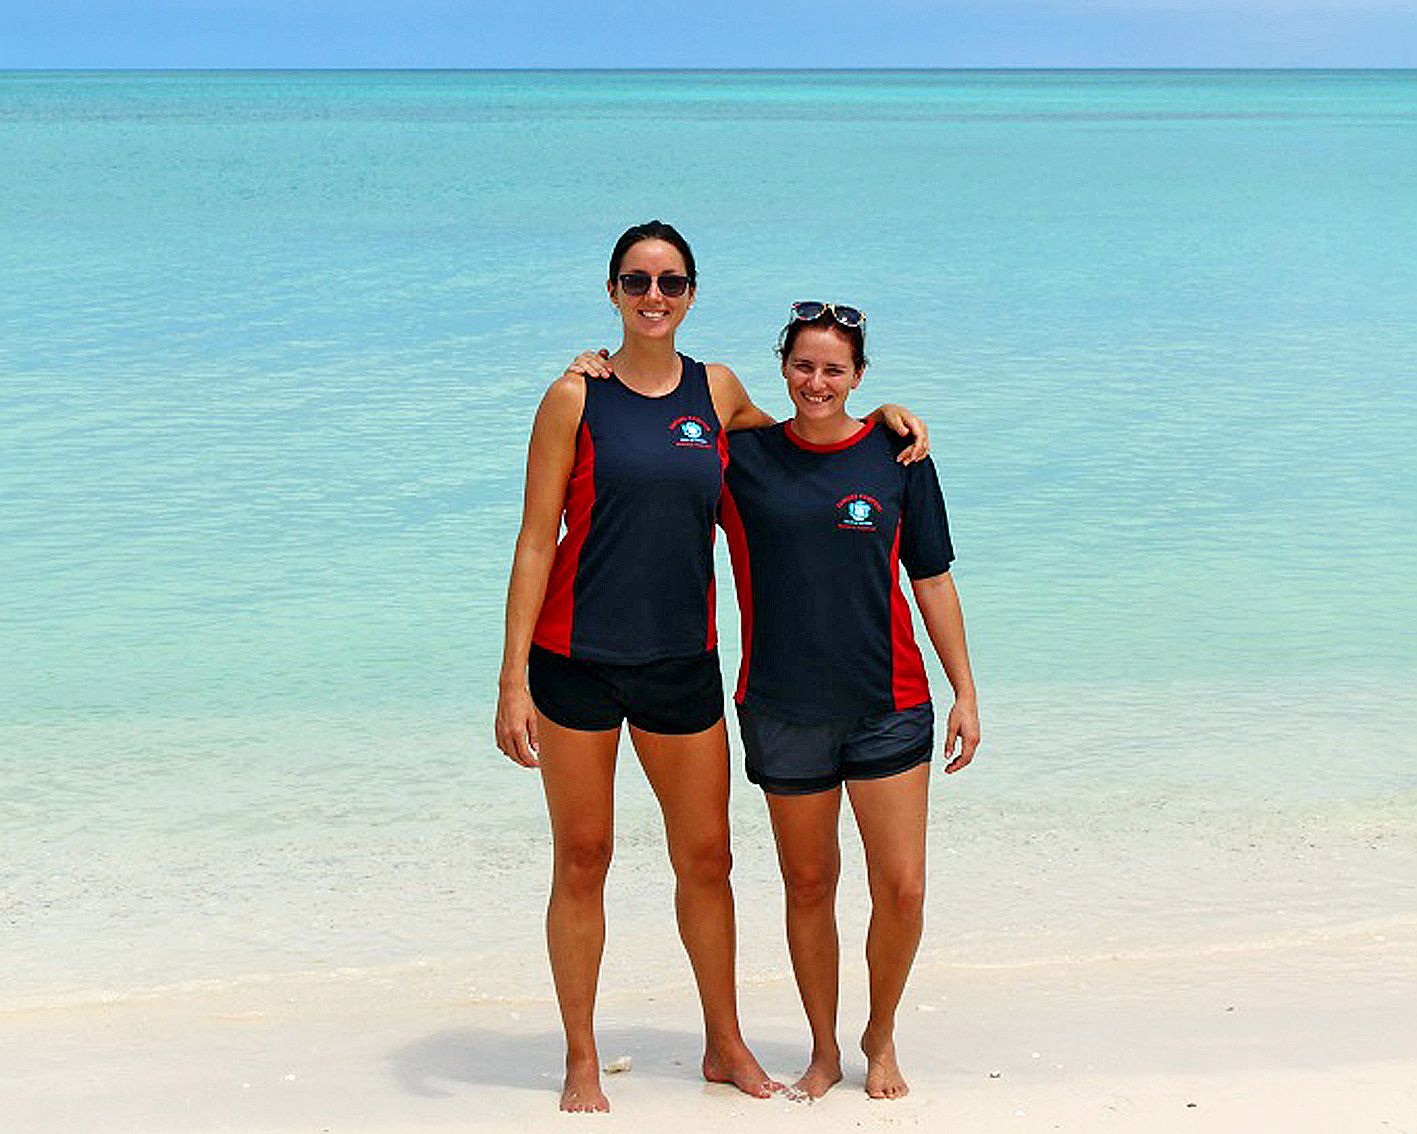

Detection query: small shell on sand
(602, 1055), (633, 1074)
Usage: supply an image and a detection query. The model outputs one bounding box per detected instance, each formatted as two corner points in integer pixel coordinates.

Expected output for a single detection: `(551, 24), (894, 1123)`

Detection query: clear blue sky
(3, 1), (1416, 68)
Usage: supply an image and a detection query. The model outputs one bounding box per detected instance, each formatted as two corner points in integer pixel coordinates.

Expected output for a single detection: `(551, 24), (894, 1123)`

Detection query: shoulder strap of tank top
(677, 352), (714, 408)
(676, 352), (703, 381)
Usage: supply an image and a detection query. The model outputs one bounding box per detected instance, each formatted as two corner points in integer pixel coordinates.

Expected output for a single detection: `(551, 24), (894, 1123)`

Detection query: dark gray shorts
(736, 701), (934, 795)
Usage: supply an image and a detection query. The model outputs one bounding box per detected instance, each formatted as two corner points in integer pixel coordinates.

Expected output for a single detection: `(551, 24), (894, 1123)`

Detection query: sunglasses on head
(790, 300), (866, 329)
(618, 272), (692, 298)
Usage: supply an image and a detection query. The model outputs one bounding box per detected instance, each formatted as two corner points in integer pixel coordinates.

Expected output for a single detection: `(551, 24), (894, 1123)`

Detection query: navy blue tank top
(533, 354), (727, 663)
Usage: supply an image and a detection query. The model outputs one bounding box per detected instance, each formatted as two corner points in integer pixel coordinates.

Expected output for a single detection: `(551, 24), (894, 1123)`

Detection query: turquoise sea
(2, 70), (1415, 1006)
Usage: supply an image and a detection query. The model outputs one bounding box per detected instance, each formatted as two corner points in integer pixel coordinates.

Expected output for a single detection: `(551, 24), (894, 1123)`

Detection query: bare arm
(494, 375), (585, 768)
(706, 363), (775, 431)
(910, 571), (980, 773)
(561, 352), (927, 463)
(559, 354), (926, 462)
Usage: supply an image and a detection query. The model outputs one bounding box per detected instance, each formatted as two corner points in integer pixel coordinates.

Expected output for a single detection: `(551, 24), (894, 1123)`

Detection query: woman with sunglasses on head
(495, 222), (928, 1113)
(719, 302), (980, 1101)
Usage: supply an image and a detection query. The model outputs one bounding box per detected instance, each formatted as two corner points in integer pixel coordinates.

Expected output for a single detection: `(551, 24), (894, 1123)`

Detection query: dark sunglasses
(618, 271), (693, 298)
(790, 300), (866, 329)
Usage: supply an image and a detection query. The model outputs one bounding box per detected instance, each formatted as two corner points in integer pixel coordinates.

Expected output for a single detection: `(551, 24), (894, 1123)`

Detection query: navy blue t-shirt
(534, 354), (727, 663)
(721, 419), (953, 722)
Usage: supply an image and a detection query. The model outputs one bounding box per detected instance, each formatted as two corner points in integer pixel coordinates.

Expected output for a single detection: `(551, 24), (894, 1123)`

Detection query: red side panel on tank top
(532, 420), (596, 656)
(718, 484), (754, 702)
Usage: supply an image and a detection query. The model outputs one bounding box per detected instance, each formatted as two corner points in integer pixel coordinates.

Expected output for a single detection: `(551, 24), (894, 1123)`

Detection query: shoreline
(9, 792), (1415, 1014)
(8, 674), (1416, 1004)
(7, 906), (1416, 1015)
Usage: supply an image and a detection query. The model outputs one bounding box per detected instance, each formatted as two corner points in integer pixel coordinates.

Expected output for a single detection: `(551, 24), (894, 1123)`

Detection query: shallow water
(2, 70), (1415, 1004)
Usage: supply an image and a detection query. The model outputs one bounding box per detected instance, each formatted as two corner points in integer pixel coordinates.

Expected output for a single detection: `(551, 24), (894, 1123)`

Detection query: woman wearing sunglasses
(495, 221), (927, 1112)
(719, 302), (980, 1100)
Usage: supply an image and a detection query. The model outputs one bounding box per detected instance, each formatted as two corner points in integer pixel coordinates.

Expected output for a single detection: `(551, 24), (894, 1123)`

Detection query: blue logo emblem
(836, 492), (881, 531)
(670, 415), (714, 449)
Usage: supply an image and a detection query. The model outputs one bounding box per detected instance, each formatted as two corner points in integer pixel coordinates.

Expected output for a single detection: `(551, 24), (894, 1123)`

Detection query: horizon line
(5, 65), (1417, 74)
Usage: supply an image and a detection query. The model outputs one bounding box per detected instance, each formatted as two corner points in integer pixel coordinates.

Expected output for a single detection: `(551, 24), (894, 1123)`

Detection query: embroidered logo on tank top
(836, 493), (882, 532)
(669, 415), (715, 449)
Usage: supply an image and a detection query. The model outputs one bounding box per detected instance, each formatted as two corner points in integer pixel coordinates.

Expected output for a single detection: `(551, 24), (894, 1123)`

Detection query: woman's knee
(554, 835), (613, 892)
(782, 861), (839, 909)
(871, 869), (925, 918)
(671, 833), (733, 889)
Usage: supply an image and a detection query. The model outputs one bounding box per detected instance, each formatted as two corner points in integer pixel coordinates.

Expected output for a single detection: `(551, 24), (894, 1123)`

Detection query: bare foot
(560, 1057), (609, 1113)
(861, 1026), (908, 1100)
(790, 1051), (843, 1100)
(702, 1041), (782, 1098)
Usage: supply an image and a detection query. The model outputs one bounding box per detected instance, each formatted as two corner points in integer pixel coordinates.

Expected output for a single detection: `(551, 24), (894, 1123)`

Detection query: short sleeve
(899, 455), (954, 580)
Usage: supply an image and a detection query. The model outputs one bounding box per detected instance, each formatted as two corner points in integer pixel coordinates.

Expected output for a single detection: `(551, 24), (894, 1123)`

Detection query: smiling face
(782, 324), (863, 424)
(607, 238), (695, 341)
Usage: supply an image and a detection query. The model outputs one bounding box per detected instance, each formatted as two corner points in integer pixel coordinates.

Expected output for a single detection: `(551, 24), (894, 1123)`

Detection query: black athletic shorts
(528, 644), (724, 735)
(736, 700), (934, 795)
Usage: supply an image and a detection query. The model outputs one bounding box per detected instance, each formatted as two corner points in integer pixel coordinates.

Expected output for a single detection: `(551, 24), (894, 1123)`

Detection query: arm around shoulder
(867, 402), (929, 463)
(707, 363), (776, 432)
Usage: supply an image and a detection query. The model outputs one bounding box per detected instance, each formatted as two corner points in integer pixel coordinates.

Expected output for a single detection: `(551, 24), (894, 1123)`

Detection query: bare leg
(765, 787), (845, 1099)
(538, 713), (620, 1113)
(631, 721), (780, 1098)
(845, 763), (930, 1100)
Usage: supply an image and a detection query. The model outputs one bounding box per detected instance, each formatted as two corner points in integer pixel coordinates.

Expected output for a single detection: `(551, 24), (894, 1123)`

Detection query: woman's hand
(942, 696), (980, 774)
(495, 680), (541, 768)
(564, 348), (613, 381)
(872, 403), (930, 463)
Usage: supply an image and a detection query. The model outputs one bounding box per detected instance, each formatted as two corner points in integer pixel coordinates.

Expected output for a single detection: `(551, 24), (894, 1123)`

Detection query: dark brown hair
(608, 220), (697, 285)
(777, 312), (868, 371)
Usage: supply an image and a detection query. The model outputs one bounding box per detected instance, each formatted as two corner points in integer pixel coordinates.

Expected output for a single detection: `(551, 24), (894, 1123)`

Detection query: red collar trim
(784, 418), (876, 453)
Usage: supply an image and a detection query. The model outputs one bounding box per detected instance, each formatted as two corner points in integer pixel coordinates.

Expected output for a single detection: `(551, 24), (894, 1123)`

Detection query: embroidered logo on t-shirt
(669, 416), (715, 449)
(836, 493), (881, 531)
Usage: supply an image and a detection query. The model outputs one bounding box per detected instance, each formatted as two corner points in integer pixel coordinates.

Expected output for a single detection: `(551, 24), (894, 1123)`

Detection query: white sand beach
(6, 920), (1415, 1133)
